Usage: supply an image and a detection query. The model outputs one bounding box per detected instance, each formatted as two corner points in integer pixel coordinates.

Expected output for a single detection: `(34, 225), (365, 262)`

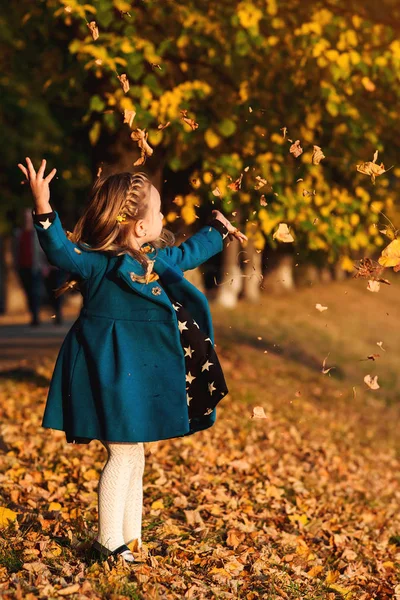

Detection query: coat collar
(115, 251), (175, 312)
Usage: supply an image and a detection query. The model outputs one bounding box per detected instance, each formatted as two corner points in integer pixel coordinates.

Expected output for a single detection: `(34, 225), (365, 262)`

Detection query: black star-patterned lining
(168, 298), (229, 422)
(32, 210), (56, 228)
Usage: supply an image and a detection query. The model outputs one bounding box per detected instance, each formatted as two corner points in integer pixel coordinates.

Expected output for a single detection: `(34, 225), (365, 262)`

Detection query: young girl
(17, 157), (247, 564)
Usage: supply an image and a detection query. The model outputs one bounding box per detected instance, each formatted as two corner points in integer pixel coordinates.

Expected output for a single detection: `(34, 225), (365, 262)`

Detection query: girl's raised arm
(161, 210), (247, 272)
(18, 157), (106, 279)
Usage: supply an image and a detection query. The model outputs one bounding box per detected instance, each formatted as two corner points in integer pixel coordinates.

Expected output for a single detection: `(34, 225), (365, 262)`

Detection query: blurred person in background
(13, 207), (66, 326)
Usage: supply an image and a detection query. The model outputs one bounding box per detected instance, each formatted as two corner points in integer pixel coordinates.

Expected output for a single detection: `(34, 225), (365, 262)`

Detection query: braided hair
(55, 171), (174, 297)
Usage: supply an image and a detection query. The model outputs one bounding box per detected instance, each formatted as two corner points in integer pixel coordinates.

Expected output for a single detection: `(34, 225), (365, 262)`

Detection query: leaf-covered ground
(0, 279), (400, 599)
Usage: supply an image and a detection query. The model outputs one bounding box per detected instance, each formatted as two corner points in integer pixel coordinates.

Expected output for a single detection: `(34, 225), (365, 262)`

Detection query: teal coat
(34, 212), (226, 443)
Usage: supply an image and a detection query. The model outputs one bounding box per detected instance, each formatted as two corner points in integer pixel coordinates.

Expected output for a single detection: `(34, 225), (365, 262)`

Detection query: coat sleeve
(33, 210), (107, 279)
(159, 220), (229, 272)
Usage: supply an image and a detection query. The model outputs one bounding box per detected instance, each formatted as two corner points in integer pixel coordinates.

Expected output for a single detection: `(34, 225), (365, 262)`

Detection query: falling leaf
(123, 109), (136, 128)
(377, 341), (386, 351)
(312, 145), (325, 165)
(322, 354), (335, 375)
(367, 354), (380, 361)
(0, 507), (17, 528)
(212, 187), (221, 197)
(378, 238), (400, 271)
(315, 304), (328, 312)
(273, 223), (294, 243)
(260, 194), (268, 206)
(353, 258), (391, 285)
(280, 127), (287, 139)
(96, 166), (103, 177)
(158, 121), (171, 130)
(356, 150), (392, 184)
(131, 128), (153, 166)
(180, 109), (198, 130)
(151, 63), (162, 70)
(228, 173), (243, 191)
(367, 280), (380, 292)
(364, 374), (380, 390)
(303, 189), (316, 197)
(87, 21), (99, 40)
(254, 176), (268, 190)
(117, 73), (130, 93)
(289, 140), (303, 158)
(251, 406), (267, 419)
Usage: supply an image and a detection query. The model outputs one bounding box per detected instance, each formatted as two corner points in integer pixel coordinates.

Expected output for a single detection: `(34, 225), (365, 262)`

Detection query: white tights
(95, 441), (145, 552)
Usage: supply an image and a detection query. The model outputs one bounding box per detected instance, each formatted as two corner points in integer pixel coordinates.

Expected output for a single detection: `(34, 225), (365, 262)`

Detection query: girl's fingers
(18, 164), (29, 179)
(26, 157), (36, 180)
(37, 159), (46, 179)
(44, 168), (57, 183)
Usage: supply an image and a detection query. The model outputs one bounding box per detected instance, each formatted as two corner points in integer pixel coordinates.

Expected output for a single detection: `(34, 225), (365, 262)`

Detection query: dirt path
(0, 304), (81, 371)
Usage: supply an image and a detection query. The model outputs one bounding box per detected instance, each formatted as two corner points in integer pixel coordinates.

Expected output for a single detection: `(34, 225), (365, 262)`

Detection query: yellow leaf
(83, 469), (98, 481)
(0, 507), (17, 528)
(288, 513), (309, 526)
(328, 583), (353, 598)
(204, 128), (221, 149)
(325, 569), (340, 584)
(308, 565), (324, 577)
(48, 502), (62, 511)
(151, 499), (164, 510)
(273, 223), (294, 242)
(378, 239), (400, 269)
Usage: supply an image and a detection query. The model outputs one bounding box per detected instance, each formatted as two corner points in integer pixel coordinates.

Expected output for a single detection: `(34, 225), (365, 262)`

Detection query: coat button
(152, 286), (162, 295)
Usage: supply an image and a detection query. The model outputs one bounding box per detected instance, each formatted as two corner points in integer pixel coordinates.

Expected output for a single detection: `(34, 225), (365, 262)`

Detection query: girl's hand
(17, 157), (57, 213)
(211, 210), (248, 244)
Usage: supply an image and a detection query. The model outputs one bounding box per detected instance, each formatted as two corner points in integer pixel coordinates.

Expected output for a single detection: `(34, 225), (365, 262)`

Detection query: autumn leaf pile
(1, 279), (400, 599)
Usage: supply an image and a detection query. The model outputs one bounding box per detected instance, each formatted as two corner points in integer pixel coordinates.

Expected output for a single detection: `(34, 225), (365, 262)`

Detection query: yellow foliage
(204, 128), (222, 149)
(147, 128), (163, 146)
(266, 0), (278, 16)
(238, 80), (249, 103)
(340, 256), (355, 272)
(48, 502), (62, 511)
(181, 204), (197, 225)
(314, 9), (333, 25)
(203, 171), (213, 184)
(240, 192), (251, 203)
(120, 40), (133, 54)
(270, 132), (284, 145)
(0, 507), (17, 528)
(237, 2), (263, 30)
(166, 211), (178, 223)
(151, 499), (164, 510)
(350, 213), (360, 226)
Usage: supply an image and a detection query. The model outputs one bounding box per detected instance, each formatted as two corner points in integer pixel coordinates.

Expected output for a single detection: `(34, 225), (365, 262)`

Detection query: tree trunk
(294, 263), (320, 287)
(215, 238), (242, 308)
(241, 238), (263, 302)
(262, 248), (295, 293)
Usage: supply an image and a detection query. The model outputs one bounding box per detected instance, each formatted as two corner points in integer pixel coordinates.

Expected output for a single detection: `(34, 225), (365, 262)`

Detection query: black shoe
(90, 539), (144, 564)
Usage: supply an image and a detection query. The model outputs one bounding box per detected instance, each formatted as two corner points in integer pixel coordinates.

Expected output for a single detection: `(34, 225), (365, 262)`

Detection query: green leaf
(217, 119), (237, 137)
(89, 95), (105, 113)
(89, 121), (101, 146)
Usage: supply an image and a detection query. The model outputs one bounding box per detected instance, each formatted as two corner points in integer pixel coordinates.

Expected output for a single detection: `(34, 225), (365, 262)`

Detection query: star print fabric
(32, 210), (56, 228)
(170, 299), (229, 421)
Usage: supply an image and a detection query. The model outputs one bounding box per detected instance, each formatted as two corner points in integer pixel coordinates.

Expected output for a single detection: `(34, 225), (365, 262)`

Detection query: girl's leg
(122, 442), (145, 549)
(95, 441), (142, 552)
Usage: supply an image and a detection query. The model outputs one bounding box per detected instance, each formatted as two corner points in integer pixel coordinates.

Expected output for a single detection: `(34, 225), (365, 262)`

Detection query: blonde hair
(55, 171), (175, 297)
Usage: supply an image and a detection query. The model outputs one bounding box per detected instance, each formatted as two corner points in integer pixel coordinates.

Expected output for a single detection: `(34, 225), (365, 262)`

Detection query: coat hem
(41, 420), (215, 444)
